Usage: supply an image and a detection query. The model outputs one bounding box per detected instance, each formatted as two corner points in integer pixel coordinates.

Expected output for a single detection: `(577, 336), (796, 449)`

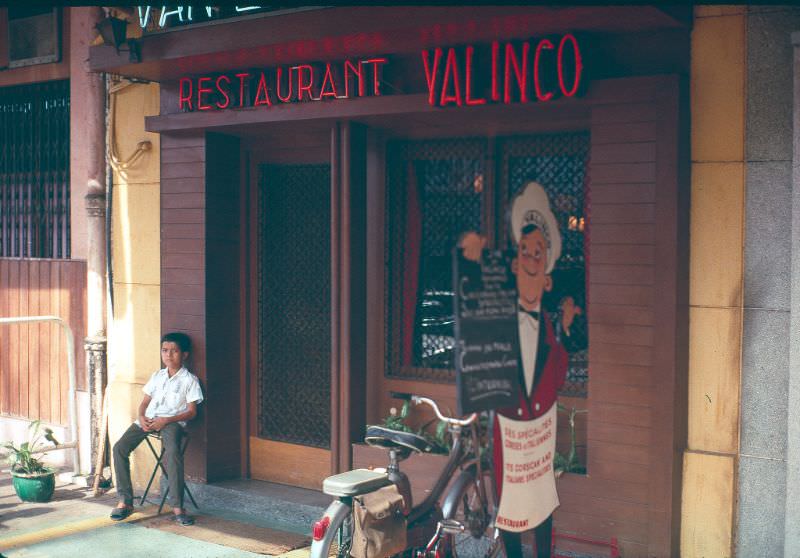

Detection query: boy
(110, 332), (203, 526)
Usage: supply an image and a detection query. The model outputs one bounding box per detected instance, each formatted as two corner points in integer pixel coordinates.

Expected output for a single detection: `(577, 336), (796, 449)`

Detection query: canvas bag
(350, 484), (407, 558)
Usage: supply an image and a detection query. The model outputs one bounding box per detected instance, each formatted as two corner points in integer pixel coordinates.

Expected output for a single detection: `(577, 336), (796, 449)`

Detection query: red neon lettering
(179, 77), (193, 110)
(215, 75), (231, 109)
(197, 77), (213, 111)
(534, 39), (555, 102)
(295, 65), (314, 101)
(276, 67), (293, 102)
(504, 42), (529, 104)
(344, 59), (364, 98)
(362, 58), (388, 96)
(491, 41), (500, 102)
(235, 73), (249, 108)
(421, 48), (443, 107)
(254, 72), (272, 107)
(319, 62), (339, 99)
(439, 48), (463, 107)
(464, 46), (486, 106)
(557, 34), (583, 97)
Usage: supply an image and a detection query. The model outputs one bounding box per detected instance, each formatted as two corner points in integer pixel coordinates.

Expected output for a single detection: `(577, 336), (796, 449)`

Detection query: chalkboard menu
(453, 249), (520, 414)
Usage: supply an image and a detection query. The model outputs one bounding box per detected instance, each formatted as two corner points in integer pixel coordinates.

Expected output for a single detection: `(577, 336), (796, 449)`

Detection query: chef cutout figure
(461, 181), (583, 558)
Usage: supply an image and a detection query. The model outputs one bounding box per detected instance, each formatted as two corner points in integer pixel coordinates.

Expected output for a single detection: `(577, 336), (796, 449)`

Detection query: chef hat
(510, 181), (562, 274)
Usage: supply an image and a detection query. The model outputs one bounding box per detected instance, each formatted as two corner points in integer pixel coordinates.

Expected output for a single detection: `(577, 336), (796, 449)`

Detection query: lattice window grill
(385, 132), (590, 397)
(257, 164), (332, 448)
(0, 80), (70, 259)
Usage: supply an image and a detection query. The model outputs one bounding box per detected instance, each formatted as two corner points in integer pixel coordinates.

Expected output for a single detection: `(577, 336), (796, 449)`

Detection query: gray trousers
(112, 422), (185, 508)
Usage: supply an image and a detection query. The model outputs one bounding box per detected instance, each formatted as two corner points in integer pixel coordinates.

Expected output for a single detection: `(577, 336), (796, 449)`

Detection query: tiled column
(737, 8), (800, 557)
(784, 27), (800, 558)
(681, 7), (745, 558)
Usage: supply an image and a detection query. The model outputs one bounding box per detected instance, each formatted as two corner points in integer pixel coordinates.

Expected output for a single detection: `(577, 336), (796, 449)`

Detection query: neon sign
(178, 58), (389, 111)
(137, 5), (275, 30)
(176, 36), (584, 112)
(422, 35), (584, 108)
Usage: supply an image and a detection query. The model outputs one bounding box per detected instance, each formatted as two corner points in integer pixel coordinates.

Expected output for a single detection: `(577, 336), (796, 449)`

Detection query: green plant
(554, 403), (588, 475)
(378, 401), (450, 455)
(3, 420), (59, 475)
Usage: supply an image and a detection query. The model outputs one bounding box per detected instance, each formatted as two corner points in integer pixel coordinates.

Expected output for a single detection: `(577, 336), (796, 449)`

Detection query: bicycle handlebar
(390, 391), (478, 426)
(414, 396), (478, 427)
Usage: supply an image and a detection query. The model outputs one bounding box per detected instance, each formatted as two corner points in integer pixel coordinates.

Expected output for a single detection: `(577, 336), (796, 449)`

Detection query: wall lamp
(95, 15), (141, 63)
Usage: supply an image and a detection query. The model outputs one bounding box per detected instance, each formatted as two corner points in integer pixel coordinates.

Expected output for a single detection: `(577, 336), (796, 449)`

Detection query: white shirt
(518, 304), (541, 397)
(137, 367), (203, 427)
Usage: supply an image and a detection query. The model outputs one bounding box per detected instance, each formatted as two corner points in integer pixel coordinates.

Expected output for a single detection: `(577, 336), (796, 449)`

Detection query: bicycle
(310, 392), (503, 558)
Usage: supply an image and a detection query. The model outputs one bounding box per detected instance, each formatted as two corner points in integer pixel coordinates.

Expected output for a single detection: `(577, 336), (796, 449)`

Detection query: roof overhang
(89, 5), (691, 82)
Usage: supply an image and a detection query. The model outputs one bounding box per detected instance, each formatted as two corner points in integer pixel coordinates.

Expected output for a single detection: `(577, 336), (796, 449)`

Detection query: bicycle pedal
(438, 518), (466, 535)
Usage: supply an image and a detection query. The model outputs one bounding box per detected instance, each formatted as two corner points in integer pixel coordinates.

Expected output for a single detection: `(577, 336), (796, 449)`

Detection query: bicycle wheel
(310, 500), (353, 558)
(442, 469), (500, 558)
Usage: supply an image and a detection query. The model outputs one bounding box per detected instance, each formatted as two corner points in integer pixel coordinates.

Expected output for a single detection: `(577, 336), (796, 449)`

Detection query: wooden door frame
(242, 135), (344, 487)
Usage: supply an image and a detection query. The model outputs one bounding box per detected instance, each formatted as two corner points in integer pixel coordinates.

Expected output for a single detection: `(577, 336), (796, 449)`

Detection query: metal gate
(257, 163), (331, 449)
(0, 80), (70, 259)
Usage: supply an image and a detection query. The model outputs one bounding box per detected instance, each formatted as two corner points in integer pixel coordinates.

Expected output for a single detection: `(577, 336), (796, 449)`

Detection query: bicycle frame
(311, 398), (494, 558)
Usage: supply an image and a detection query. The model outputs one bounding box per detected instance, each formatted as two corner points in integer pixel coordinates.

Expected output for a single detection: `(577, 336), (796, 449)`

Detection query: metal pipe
(0, 315), (80, 474)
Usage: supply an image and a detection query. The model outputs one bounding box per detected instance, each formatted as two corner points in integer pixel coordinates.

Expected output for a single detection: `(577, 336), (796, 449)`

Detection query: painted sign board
(453, 249), (519, 415)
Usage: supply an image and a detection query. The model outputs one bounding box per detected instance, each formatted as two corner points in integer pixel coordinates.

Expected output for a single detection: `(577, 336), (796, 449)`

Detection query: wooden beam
(88, 6), (686, 82)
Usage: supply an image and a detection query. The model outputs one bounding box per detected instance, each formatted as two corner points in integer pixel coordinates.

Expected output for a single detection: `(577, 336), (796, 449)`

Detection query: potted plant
(554, 403), (588, 476)
(3, 420), (60, 502)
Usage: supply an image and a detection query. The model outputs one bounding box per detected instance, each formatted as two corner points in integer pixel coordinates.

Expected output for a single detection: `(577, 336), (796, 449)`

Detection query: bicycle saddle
(364, 425), (434, 454)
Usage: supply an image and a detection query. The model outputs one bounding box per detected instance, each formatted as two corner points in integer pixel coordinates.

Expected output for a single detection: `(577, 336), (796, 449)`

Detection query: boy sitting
(110, 332), (203, 526)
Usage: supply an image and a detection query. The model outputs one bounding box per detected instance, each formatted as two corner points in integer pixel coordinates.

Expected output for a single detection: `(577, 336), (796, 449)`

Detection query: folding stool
(140, 430), (198, 514)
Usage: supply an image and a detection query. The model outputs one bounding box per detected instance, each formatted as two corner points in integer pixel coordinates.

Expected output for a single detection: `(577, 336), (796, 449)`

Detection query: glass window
(385, 139), (486, 381)
(7, 7), (60, 68)
(385, 132), (590, 398)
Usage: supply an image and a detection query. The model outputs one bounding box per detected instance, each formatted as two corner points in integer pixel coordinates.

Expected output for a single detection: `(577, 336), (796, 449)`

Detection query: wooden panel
(590, 284), (654, 307)
(28, 261), (40, 420)
(0, 259), (86, 425)
(161, 132), (209, 482)
(591, 244), (655, 265)
(591, 121), (658, 145)
(205, 132), (242, 482)
(591, 142), (656, 164)
(591, 401), (652, 428)
(592, 183), (656, 204)
(0, 260), (9, 415)
(590, 324), (653, 346)
(591, 203), (655, 224)
(250, 437), (330, 490)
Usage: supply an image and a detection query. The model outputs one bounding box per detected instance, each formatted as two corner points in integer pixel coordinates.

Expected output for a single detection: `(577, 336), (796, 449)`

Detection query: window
(0, 81), (71, 258)
(385, 132), (590, 397)
(4, 7), (61, 68)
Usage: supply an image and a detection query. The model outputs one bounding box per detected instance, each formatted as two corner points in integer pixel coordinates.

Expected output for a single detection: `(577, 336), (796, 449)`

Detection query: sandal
(110, 506), (133, 521)
(172, 513), (195, 526)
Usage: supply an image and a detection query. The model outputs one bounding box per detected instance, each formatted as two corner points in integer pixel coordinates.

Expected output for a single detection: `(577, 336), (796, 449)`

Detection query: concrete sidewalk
(0, 473), (314, 557)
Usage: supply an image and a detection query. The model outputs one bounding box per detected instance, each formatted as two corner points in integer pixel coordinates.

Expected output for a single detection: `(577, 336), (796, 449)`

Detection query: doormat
(142, 514), (310, 555)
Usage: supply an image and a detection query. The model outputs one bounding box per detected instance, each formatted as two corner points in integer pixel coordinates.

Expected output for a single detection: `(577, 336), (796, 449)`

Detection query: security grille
(257, 164), (331, 448)
(385, 139), (486, 382)
(0, 80), (70, 258)
(386, 133), (590, 397)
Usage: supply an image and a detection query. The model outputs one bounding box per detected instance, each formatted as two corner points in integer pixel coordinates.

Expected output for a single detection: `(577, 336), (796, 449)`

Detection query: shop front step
(179, 478), (329, 535)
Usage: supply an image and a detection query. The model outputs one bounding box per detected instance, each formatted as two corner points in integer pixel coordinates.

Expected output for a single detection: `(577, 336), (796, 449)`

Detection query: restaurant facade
(81, 5), (800, 557)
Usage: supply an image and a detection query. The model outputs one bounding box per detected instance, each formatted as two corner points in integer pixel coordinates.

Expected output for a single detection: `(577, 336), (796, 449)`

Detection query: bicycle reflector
(312, 516), (330, 541)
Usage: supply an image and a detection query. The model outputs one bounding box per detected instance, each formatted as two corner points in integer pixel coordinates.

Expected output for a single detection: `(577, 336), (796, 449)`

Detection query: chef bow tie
(520, 307), (540, 321)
